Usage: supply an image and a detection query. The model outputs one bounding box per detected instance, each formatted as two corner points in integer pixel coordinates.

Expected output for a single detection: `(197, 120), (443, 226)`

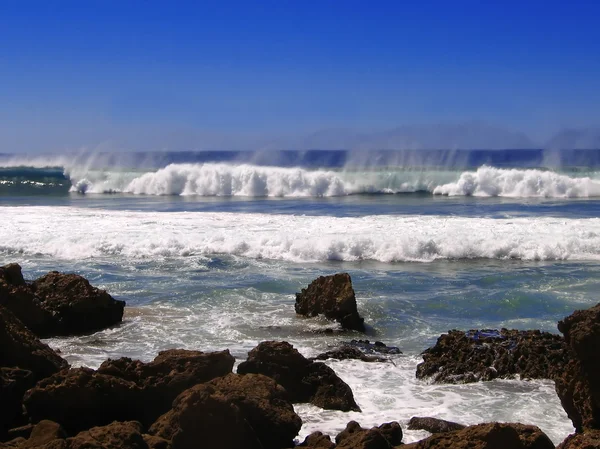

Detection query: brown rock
(97, 349), (234, 424)
(149, 373), (302, 449)
(416, 329), (571, 384)
(406, 422), (553, 449)
(556, 303), (600, 431)
(0, 264), (125, 337)
(335, 421), (401, 449)
(21, 420), (66, 448)
(0, 306), (68, 379)
(408, 416), (466, 433)
(297, 431), (336, 448)
(295, 273), (365, 331)
(558, 430), (600, 449)
(67, 421), (148, 449)
(22, 368), (141, 434)
(1, 368), (35, 438)
(142, 435), (171, 449)
(237, 340), (361, 412)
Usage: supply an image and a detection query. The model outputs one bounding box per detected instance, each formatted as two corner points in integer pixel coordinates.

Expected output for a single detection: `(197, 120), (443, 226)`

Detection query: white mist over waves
(3, 207), (600, 263)
(62, 163), (600, 198)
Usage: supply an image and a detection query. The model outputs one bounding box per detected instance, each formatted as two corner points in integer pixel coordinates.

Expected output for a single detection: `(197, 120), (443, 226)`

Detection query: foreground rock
(97, 349), (235, 424)
(558, 430), (600, 449)
(149, 373), (301, 449)
(407, 417), (466, 433)
(555, 303), (600, 431)
(0, 264), (125, 337)
(416, 328), (571, 383)
(1, 368), (36, 439)
(237, 341), (361, 412)
(23, 349), (234, 432)
(295, 273), (365, 332)
(334, 421), (403, 449)
(402, 422), (554, 449)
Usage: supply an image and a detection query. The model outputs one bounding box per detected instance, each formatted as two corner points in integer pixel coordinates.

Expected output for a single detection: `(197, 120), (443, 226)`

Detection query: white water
(2, 206), (600, 262)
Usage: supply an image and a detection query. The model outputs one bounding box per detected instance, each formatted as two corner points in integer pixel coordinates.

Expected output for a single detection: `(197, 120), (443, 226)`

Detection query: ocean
(2, 148), (600, 444)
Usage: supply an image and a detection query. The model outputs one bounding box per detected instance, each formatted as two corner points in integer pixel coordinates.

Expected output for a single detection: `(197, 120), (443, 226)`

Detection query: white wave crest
(433, 166), (600, 197)
(2, 207), (600, 263)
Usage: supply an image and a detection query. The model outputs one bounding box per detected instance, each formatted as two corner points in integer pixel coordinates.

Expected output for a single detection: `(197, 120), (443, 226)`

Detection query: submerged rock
(0, 264), (125, 337)
(149, 373), (302, 449)
(311, 346), (388, 363)
(237, 340), (361, 412)
(402, 422), (554, 449)
(295, 273), (365, 332)
(407, 417), (466, 433)
(416, 328), (571, 383)
(555, 303), (600, 431)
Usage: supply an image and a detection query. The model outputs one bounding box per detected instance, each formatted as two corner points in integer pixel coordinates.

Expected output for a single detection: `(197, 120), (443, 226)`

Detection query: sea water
(3, 149), (600, 444)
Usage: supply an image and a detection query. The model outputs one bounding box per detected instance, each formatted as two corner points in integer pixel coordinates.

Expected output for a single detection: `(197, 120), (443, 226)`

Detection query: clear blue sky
(1, 0), (599, 152)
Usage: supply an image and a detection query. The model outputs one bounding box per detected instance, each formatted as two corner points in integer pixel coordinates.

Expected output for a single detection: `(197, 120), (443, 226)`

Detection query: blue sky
(1, 0), (599, 152)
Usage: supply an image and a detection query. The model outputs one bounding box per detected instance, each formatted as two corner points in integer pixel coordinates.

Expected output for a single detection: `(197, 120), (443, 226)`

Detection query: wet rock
(149, 373), (302, 449)
(404, 422), (554, 449)
(408, 417), (466, 433)
(311, 346), (388, 363)
(555, 303), (600, 431)
(237, 340), (361, 412)
(334, 421), (403, 449)
(295, 273), (365, 332)
(297, 431), (336, 448)
(0, 264), (125, 337)
(23, 368), (141, 435)
(347, 340), (401, 355)
(416, 328), (571, 383)
(67, 421), (148, 449)
(97, 349), (235, 424)
(558, 430), (600, 449)
(0, 306), (68, 379)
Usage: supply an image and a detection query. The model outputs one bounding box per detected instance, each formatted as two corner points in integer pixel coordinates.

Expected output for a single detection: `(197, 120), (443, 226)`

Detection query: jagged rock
(149, 373), (302, 449)
(297, 431), (336, 448)
(556, 303), (600, 431)
(142, 434), (171, 449)
(97, 349), (234, 424)
(334, 421), (403, 449)
(0, 306), (68, 379)
(67, 421), (148, 449)
(558, 430), (600, 449)
(402, 422), (554, 449)
(6, 424), (34, 442)
(21, 420), (66, 448)
(407, 417), (466, 433)
(346, 340), (402, 355)
(0, 264), (125, 337)
(22, 368), (141, 435)
(237, 341), (361, 412)
(1, 368), (35, 439)
(295, 273), (365, 331)
(416, 329), (571, 383)
(311, 346), (388, 363)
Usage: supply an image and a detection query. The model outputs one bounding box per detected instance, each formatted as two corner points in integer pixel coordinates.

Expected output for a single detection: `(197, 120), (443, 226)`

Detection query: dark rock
(558, 430), (600, 449)
(21, 420), (66, 448)
(404, 422), (554, 449)
(149, 373), (302, 449)
(97, 349), (235, 424)
(295, 273), (365, 332)
(22, 368), (142, 435)
(311, 346), (388, 363)
(346, 340), (402, 355)
(297, 431), (336, 448)
(407, 416), (466, 433)
(237, 341), (361, 412)
(0, 306), (68, 379)
(0, 264), (125, 337)
(31, 271), (125, 336)
(6, 424), (34, 441)
(67, 421), (148, 449)
(335, 421), (402, 449)
(1, 368), (35, 439)
(416, 328), (571, 383)
(142, 434), (171, 449)
(556, 303), (600, 431)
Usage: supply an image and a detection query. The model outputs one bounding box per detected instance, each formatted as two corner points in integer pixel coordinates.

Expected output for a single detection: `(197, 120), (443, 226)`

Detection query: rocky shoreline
(1, 265), (599, 448)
